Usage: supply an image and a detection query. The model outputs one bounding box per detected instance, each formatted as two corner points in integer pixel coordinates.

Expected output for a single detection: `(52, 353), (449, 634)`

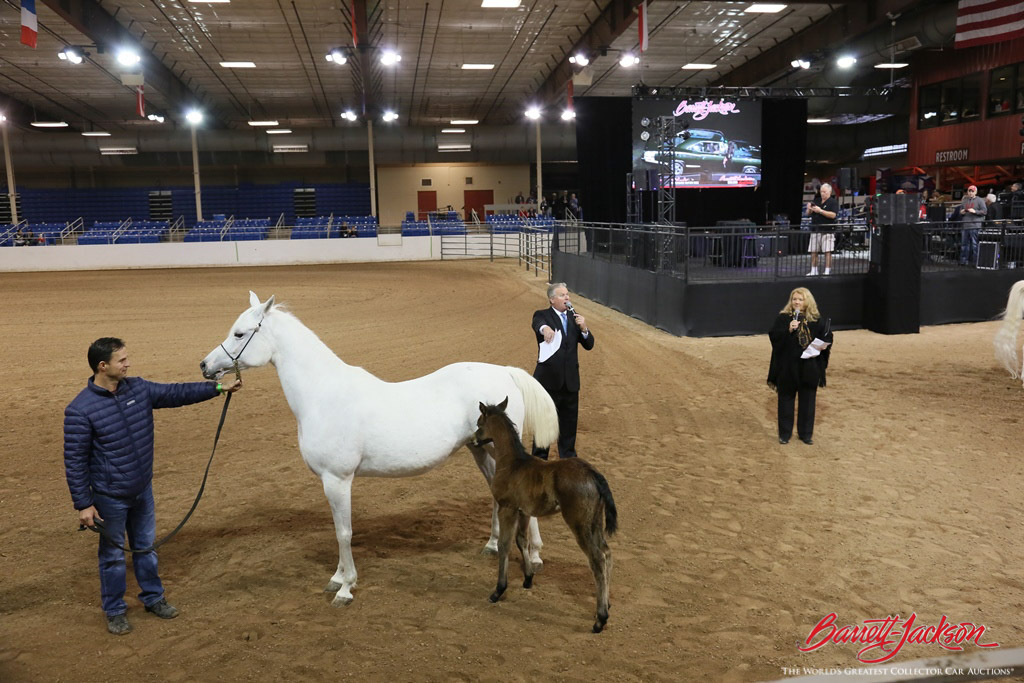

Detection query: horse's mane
(485, 406), (533, 462)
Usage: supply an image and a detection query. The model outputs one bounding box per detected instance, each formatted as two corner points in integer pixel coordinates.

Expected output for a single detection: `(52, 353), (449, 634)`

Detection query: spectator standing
(959, 185), (986, 266)
(806, 182), (838, 276)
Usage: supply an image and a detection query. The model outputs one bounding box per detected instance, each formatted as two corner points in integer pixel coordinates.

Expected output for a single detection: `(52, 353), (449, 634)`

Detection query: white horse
(995, 280), (1024, 385)
(200, 292), (559, 606)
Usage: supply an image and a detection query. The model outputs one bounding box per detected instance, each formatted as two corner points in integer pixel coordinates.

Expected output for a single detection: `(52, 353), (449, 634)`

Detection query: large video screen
(632, 98), (762, 189)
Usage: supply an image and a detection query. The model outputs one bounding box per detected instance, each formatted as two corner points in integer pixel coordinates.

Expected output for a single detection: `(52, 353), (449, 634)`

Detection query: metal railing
(556, 221), (871, 282)
(920, 219), (1024, 272)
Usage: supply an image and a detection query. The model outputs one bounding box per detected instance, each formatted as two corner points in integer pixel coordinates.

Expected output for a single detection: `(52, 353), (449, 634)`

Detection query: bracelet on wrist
(216, 382), (223, 393)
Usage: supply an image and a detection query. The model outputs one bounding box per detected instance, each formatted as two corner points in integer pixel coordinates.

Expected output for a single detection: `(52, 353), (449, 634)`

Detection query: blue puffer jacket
(64, 376), (220, 510)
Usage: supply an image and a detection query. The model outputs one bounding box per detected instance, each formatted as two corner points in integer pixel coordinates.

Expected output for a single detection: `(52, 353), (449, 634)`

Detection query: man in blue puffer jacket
(64, 337), (242, 635)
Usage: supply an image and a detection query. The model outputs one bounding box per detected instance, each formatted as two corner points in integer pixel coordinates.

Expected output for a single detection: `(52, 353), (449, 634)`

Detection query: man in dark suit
(532, 282), (595, 459)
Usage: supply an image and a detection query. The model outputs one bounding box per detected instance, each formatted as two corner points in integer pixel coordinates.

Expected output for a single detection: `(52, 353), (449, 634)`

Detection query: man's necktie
(560, 311), (568, 335)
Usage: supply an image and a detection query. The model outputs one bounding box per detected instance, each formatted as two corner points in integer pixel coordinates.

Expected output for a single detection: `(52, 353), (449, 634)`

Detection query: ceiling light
(438, 144), (472, 151)
(247, 120), (279, 126)
(836, 55), (857, 69)
(58, 47), (84, 64)
(272, 145), (308, 153)
(874, 62), (908, 69)
(450, 119), (479, 125)
(186, 109), (204, 125)
(188, 0), (230, 3)
(807, 118), (831, 123)
(382, 110), (399, 122)
(561, 109), (576, 121)
(791, 58), (810, 69)
(745, 3), (787, 12)
(31, 121), (69, 128)
(461, 64), (494, 70)
(681, 63), (716, 70)
(569, 53), (590, 66)
(341, 111), (358, 121)
(82, 131), (111, 137)
(380, 50), (401, 66)
(147, 114), (165, 123)
(220, 61), (255, 68)
(525, 107), (541, 120)
(441, 128), (465, 133)
(619, 53), (639, 68)
(325, 49), (347, 64)
(266, 129), (292, 134)
(99, 147), (138, 155)
(481, 0), (520, 6)
(0, 115), (6, 123)
(116, 49), (141, 67)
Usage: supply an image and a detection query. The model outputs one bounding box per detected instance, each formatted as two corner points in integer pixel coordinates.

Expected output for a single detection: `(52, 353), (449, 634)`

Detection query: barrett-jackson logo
(935, 148), (969, 163)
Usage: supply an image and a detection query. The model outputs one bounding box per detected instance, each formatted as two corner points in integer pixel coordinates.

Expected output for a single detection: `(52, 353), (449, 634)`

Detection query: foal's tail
(590, 469), (618, 536)
(994, 279), (1024, 380)
(507, 366), (559, 448)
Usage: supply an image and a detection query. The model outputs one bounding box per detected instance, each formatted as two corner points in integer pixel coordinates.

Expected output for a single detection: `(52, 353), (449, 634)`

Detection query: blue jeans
(93, 485), (165, 616)
(960, 228), (979, 265)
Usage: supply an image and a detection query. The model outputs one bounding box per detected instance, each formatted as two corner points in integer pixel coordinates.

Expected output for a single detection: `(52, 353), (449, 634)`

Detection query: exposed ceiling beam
(534, 0), (644, 108)
(40, 0), (204, 115)
(713, 0), (928, 87)
(351, 0), (377, 117)
(0, 93), (53, 129)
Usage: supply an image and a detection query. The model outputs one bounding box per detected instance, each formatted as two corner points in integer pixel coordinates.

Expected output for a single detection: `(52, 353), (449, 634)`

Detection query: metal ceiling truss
(632, 85), (904, 99)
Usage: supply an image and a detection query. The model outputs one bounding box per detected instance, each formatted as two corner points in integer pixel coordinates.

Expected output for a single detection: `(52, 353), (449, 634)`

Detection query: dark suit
(532, 307), (595, 458)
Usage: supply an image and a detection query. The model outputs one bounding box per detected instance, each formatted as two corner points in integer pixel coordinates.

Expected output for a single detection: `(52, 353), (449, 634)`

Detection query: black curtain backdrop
(575, 97), (632, 224)
(576, 97), (808, 227)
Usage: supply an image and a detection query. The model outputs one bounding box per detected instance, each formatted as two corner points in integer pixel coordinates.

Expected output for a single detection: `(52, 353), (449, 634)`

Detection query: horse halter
(219, 315), (264, 381)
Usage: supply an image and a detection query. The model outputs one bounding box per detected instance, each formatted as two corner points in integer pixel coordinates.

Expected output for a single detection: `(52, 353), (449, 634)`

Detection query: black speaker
(864, 224), (923, 334)
(875, 194), (919, 225)
(838, 167), (857, 193)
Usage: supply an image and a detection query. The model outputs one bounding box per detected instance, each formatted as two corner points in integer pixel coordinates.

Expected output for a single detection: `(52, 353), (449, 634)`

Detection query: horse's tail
(590, 468), (618, 536)
(507, 366), (559, 448)
(994, 279), (1024, 380)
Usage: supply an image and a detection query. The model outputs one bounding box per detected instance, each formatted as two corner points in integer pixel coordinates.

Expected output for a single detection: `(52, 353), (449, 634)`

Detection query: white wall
(0, 236), (443, 273)
(376, 163), (531, 227)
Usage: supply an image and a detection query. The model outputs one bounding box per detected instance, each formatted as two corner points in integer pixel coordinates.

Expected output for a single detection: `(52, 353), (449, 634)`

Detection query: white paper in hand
(800, 338), (831, 359)
(538, 330), (562, 362)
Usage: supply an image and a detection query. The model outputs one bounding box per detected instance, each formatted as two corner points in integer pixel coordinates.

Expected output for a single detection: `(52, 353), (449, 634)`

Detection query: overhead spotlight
(380, 50), (401, 66)
(790, 58), (810, 69)
(561, 109), (575, 121)
(619, 53), (639, 68)
(325, 49), (347, 64)
(147, 114), (165, 123)
(569, 52), (590, 66)
(649, 88), (658, 95)
(116, 49), (141, 67)
(836, 55), (857, 69)
(341, 110), (358, 121)
(525, 106), (541, 120)
(186, 109), (203, 125)
(382, 110), (399, 122)
(58, 47), (84, 64)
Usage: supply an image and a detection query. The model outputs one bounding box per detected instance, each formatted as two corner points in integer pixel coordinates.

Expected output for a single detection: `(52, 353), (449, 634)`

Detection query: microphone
(792, 309), (801, 321)
(565, 302), (576, 317)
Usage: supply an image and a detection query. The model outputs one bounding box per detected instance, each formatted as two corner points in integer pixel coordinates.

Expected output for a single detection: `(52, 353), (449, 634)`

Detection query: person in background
(806, 182), (838, 276)
(531, 283), (595, 459)
(985, 192), (1004, 225)
(514, 191), (525, 204)
(959, 185), (986, 266)
(767, 288), (833, 446)
(64, 337), (242, 635)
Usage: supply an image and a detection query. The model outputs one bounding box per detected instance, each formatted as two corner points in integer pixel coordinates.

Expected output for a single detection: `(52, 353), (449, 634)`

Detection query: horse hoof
(488, 593), (501, 603)
(323, 581), (343, 593)
(331, 593), (354, 607)
(481, 542), (498, 555)
(592, 622), (604, 633)
(522, 576), (534, 589)
(530, 559), (543, 573)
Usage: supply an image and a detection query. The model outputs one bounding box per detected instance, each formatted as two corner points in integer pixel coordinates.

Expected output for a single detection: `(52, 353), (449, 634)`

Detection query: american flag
(638, 1), (649, 53)
(954, 0), (1024, 49)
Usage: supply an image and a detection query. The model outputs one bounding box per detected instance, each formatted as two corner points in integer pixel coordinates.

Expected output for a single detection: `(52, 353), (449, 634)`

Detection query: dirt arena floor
(2, 259), (1023, 682)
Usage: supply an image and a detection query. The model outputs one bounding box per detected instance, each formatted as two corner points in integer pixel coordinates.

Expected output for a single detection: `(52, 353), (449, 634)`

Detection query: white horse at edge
(995, 280), (1024, 386)
(200, 292), (559, 606)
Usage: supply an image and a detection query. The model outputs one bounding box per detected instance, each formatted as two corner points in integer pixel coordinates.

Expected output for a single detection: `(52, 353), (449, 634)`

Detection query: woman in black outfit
(768, 287), (833, 445)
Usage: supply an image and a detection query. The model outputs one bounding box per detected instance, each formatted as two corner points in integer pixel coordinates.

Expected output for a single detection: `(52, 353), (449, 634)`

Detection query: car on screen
(641, 129), (761, 175)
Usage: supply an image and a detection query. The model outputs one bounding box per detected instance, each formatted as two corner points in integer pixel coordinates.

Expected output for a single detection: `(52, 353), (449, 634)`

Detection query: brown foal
(475, 398), (617, 633)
